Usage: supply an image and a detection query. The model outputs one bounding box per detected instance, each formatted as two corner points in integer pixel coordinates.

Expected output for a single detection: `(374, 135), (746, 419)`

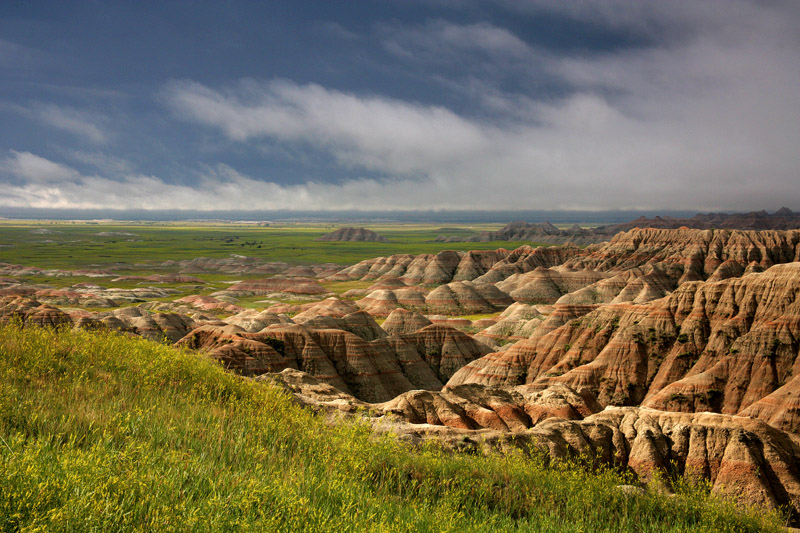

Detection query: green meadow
(0, 322), (784, 532)
(0, 221), (527, 271)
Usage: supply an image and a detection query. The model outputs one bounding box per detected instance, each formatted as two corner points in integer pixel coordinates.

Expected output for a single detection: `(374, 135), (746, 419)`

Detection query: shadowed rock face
(739, 375), (800, 435)
(449, 262), (800, 434)
(176, 322), (493, 403)
(315, 227), (388, 242)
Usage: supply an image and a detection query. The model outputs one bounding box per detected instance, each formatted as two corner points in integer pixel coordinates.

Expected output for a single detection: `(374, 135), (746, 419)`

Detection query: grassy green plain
(0, 221), (527, 270)
(0, 323), (784, 532)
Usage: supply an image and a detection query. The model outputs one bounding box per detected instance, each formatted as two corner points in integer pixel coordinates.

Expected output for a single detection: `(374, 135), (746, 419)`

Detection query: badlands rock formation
(224, 309), (295, 332)
(356, 280), (513, 316)
(90, 306), (198, 342)
(477, 221), (611, 245)
(381, 309), (433, 335)
(450, 262), (800, 434)
(476, 302), (546, 341)
(177, 321), (493, 402)
(219, 276), (329, 296)
(328, 249), (517, 285)
(336, 228), (800, 290)
(0, 296), (72, 328)
(315, 227), (388, 242)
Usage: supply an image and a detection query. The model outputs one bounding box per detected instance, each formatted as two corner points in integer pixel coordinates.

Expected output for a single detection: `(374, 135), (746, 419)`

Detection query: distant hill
(436, 208), (800, 244)
(316, 227), (388, 242)
(606, 207), (800, 231)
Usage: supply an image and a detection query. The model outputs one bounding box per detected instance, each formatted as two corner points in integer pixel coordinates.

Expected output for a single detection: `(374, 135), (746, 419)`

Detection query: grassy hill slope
(0, 323), (784, 532)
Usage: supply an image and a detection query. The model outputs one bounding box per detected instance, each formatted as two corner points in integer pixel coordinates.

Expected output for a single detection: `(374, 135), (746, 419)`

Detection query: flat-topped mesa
(315, 227), (389, 242)
(449, 262), (800, 433)
(176, 320), (493, 403)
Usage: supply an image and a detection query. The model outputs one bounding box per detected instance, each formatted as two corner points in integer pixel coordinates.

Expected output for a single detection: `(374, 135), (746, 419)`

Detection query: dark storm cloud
(1, 1), (798, 211)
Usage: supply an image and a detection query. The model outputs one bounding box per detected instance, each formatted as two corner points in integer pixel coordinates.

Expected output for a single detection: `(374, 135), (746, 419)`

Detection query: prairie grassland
(0, 323), (784, 532)
(0, 221), (527, 270)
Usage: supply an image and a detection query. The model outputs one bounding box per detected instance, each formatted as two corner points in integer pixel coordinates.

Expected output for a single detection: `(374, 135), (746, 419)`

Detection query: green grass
(0, 221), (538, 270)
(0, 323), (784, 531)
(321, 280), (376, 296)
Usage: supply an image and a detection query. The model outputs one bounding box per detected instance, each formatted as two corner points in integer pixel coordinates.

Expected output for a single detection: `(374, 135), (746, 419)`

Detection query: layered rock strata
(177, 321), (493, 402)
(449, 262), (800, 435)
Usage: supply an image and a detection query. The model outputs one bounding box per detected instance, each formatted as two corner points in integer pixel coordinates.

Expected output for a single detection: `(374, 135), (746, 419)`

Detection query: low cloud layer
(2, 1), (799, 212)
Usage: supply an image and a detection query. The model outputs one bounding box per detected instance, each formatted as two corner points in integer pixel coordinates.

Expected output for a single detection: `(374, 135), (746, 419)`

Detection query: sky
(1, 0), (799, 213)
